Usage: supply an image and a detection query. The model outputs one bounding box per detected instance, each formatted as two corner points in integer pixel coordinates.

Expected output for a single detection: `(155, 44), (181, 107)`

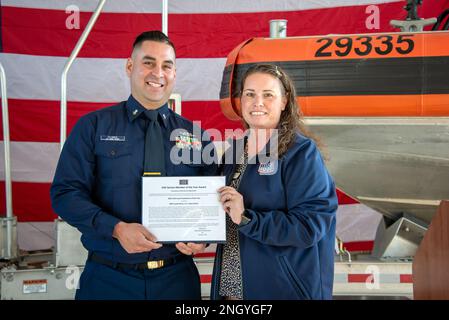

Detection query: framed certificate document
(142, 176), (226, 243)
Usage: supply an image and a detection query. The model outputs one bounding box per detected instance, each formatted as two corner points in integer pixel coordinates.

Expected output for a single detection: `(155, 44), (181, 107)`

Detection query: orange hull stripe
(227, 32), (449, 66)
(220, 94), (449, 118)
(299, 94), (449, 117)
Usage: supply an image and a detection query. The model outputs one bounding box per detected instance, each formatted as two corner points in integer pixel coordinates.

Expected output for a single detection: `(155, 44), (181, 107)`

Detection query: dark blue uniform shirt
(51, 95), (218, 263)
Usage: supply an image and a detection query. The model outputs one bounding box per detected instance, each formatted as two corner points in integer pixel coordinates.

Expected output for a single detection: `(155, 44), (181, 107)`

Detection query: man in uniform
(50, 31), (217, 300)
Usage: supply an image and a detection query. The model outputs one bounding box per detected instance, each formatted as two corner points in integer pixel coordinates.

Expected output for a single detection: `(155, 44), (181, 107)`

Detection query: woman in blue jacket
(211, 64), (338, 300)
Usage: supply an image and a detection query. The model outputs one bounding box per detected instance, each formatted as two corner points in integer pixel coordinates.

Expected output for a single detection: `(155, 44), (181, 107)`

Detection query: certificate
(142, 176), (226, 243)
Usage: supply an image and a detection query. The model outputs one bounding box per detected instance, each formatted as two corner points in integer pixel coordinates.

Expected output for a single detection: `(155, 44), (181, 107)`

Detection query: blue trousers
(75, 257), (201, 300)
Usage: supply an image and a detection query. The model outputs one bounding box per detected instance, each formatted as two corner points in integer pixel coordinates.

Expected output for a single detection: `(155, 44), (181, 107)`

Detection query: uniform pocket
(94, 142), (132, 186)
(171, 162), (206, 176)
(278, 255), (311, 300)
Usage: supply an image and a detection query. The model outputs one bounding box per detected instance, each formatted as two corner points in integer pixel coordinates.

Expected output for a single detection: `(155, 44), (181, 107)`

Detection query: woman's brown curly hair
(238, 64), (322, 158)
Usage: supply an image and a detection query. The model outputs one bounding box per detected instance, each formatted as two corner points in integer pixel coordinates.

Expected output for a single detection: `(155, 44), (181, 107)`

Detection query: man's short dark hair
(132, 30), (176, 56)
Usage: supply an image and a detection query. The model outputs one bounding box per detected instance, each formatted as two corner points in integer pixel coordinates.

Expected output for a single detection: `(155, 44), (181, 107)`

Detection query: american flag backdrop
(1, 0), (448, 249)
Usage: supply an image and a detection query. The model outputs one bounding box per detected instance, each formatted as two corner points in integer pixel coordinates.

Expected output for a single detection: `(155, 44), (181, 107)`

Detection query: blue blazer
(211, 133), (338, 299)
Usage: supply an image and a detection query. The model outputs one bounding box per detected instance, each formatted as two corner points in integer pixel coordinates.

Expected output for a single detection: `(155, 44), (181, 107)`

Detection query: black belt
(89, 252), (189, 270)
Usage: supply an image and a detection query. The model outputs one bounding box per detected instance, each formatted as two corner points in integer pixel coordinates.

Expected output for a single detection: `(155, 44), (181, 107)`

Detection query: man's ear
(125, 57), (133, 78)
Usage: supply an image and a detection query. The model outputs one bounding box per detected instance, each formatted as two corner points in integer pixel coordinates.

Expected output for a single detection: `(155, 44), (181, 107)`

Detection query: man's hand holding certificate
(142, 176), (226, 243)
